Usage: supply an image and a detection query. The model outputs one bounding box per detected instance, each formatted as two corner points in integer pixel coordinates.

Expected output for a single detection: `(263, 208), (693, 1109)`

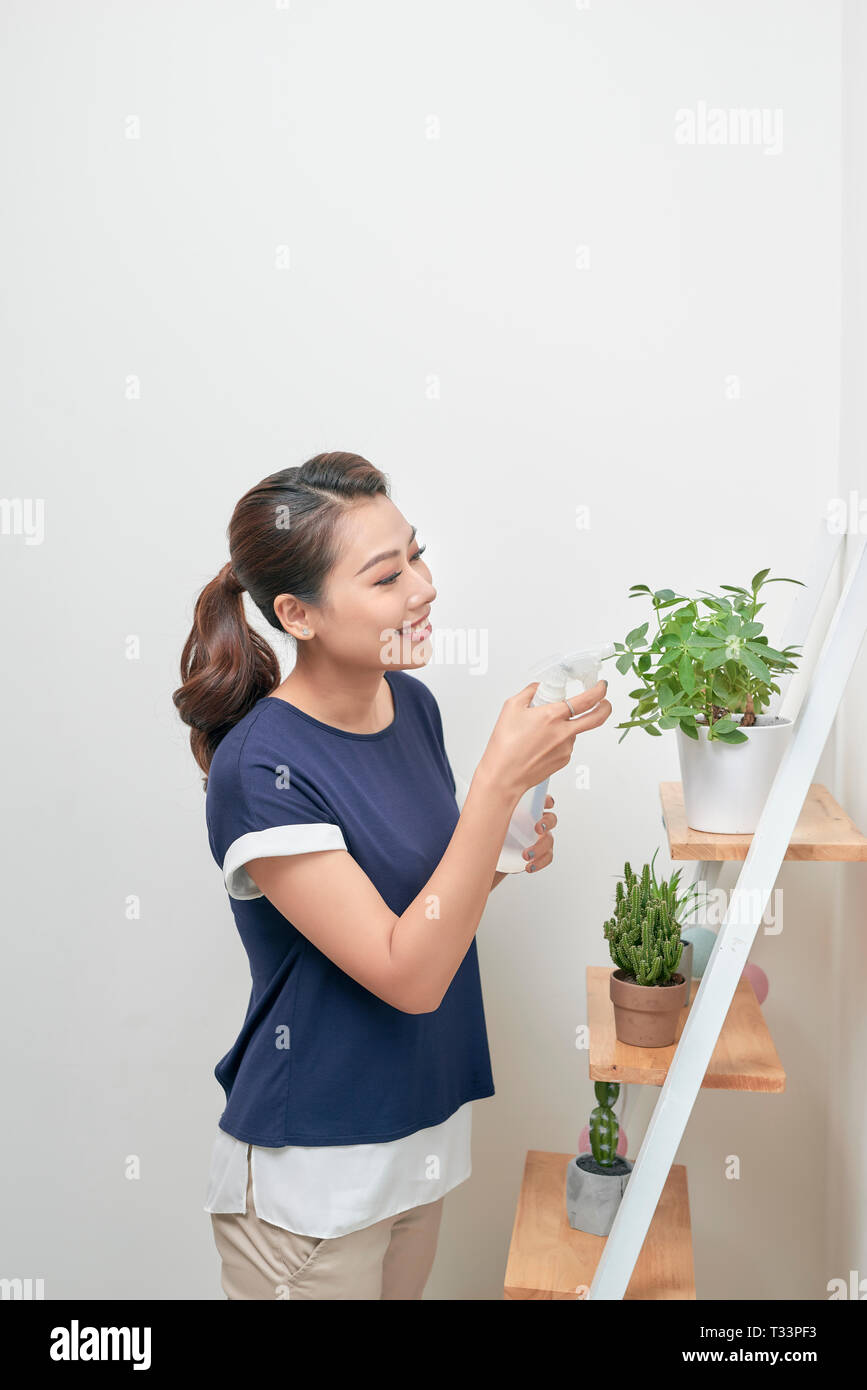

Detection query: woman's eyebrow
(354, 524), (417, 576)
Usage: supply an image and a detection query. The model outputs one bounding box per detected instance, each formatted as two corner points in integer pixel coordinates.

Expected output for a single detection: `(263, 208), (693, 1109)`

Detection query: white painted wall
(825, 0), (867, 1303)
(0, 0), (851, 1299)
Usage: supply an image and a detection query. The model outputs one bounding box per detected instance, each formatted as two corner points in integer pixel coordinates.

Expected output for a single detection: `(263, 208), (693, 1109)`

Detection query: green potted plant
(648, 848), (699, 983)
(566, 1082), (633, 1235)
(606, 569), (803, 833)
(604, 858), (698, 1047)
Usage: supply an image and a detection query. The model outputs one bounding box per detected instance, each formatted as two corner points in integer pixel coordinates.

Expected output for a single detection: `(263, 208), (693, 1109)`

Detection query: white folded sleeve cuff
(453, 771), (525, 875)
(222, 824), (348, 900)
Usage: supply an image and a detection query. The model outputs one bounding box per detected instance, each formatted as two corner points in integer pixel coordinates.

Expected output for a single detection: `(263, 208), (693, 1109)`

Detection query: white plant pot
(676, 715), (794, 834)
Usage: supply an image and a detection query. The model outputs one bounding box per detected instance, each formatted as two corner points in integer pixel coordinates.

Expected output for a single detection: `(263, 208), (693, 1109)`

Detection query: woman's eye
(376, 545), (427, 585)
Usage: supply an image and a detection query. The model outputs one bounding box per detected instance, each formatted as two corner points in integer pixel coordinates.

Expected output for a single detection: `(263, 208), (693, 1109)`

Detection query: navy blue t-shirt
(205, 669), (495, 1146)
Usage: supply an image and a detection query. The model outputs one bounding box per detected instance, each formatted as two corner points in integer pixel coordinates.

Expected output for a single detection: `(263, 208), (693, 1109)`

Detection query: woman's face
(299, 494), (437, 671)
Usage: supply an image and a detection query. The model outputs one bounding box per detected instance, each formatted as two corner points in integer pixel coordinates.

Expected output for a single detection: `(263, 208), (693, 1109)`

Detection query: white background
(2, 0), (864, 1299)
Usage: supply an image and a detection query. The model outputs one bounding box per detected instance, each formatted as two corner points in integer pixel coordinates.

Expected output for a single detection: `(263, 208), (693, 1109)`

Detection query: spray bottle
(497, 644), (615, 873)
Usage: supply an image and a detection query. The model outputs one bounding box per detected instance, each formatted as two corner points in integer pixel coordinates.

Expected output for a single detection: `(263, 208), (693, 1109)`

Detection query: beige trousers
(210, 1143), (445, 1299)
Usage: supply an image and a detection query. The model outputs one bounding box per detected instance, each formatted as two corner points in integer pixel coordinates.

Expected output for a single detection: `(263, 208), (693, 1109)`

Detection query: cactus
(603, 850), (694, 986)
(588, 1080), (620, 1167)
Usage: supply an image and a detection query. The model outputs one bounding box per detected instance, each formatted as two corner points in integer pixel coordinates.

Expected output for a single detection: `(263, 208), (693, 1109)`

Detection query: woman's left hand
(523, 794), (556, 873)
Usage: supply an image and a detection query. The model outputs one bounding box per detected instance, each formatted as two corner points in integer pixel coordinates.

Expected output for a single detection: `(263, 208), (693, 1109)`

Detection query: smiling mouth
(397, 613), (432, 636)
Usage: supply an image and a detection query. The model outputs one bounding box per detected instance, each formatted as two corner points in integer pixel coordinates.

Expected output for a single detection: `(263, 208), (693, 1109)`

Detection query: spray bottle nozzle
(528, 643), (616, 699)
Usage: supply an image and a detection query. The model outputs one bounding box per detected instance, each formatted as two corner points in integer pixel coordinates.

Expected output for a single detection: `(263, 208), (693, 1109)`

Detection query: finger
(526, 846), (554, 872)
(535, 812), (557, 833)
(566, 697), (612, 736)
(544, 795), (555, 808)
(512, 680), (542, 706)
(523, 830), (554, 860)
(558, 679), (608, 719)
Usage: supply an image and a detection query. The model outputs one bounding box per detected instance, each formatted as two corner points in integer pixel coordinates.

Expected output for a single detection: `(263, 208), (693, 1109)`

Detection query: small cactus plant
(568, 1079), (633, 1233)
(603, 851), (697, 987)
(588, 1081), (621, 1166)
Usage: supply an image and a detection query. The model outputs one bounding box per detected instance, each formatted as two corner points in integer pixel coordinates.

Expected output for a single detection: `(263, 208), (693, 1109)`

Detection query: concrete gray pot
(679, 939), (694, 984)
(566, 1153), (634, 1236)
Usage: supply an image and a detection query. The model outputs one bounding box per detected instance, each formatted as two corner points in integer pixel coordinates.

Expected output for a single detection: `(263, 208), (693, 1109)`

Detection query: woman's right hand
(477, 679), (611, 806)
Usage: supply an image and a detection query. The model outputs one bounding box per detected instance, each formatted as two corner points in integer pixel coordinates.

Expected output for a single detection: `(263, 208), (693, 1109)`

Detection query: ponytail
(173, 560), (281, 787)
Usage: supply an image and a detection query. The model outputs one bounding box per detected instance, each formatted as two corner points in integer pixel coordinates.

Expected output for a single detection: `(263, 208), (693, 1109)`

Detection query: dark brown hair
(173, 452), (390, 785)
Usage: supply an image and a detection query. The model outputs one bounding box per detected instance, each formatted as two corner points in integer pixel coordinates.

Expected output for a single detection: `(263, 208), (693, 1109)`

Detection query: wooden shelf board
(587, 966), (785, 1091)
(504, 1149), (695, 1300)
(660, 781), (867, 862)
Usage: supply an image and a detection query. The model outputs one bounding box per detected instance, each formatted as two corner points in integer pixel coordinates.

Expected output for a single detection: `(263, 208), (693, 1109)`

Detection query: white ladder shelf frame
(770, 518), (845, 718)
(588, 532), (867, 1301)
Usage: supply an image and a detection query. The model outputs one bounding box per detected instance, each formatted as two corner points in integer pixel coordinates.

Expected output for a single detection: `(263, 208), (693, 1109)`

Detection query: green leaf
(702, 646), (731, 670)
(670, 605), (697, 624)
(637, 652), (652, 672)
(625, 622), (649, 647)
(746, 640), (787, 662)
(616, 652), (633, 674)
(643, 723), (662, 736)
(709, 717), (736, 735)
(628, 584), (652, 594)
(654, 589), (676, 601)
(714, 729), (749, 744)
(678, 717), (699, 739)
(751, 568), (771, 590)
(678, 653), (695, 694)
(741, 648), (771, 683)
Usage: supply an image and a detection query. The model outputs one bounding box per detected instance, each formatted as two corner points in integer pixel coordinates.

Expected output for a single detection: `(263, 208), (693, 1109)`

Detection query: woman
(173, 452), (611, 1300)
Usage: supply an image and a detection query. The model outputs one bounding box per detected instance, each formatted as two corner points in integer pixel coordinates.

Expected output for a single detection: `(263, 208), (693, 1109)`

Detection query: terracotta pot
(609, 968), (687, 1047)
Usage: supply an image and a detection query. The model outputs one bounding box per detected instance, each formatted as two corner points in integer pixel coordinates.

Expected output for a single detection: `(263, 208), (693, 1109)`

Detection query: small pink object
(741, 962), (768, 1004)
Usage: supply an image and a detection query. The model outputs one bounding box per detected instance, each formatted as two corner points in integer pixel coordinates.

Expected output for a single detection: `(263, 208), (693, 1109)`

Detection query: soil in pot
(575, 1153), (632, 1178)
(609, 968), (686, 1047)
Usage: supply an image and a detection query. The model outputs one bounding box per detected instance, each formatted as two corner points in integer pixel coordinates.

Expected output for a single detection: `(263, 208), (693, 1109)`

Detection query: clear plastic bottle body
(497, 645), (614, 872)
